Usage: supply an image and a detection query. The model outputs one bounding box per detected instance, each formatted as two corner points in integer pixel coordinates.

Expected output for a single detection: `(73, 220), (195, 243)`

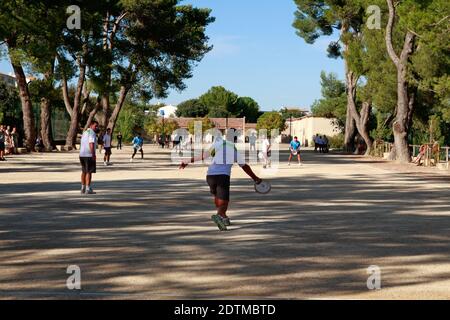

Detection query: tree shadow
(1, 164), (450, 299)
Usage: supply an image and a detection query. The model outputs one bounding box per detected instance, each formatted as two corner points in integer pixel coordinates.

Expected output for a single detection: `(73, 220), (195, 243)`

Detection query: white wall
(286, 117), (340, 146)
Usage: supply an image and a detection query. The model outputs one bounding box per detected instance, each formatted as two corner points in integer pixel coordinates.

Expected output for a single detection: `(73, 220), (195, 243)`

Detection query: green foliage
(292, 0), (364, 55)
(179, 86), (261, 121)
(117, 0), (215, 99)
(175, 99), (208, 117)
(0, 82), (21, 124)
(310, 72), (347, 129)
(115, 102), (146, 142)
(327, 133), (345, 149)
(199, 86), (237, 117)
(233, 97), (260, 123)
(280, 107), (307, 120)
(256, 112), (286, 137)
(2, 0), (215, 145)
(370, 109), (394, 141)
(146, 117), (180, 137)
(187, 116), (215, 135)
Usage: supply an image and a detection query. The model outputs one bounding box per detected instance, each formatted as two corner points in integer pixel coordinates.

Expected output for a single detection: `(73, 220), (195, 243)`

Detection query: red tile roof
(172, 117), (256, 130)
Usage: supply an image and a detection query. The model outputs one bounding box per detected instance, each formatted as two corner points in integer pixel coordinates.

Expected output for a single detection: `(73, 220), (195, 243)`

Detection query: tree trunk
(83, 98), (102, 131)
(344, 108), (356, 153)
(358, 101), (373, 155)
(99, 11), (127, 130)
(392, 55), (415, 163)
(386, 0), (416, 163)
(39, 61), (56, 152)
(341, 22), (357, 154)
(8, 55), (36, 150)
(346, 70), (373, 156)
(101, 94), (110, 129)
(40, 97), (53, 151)
(107, 85), (130, 135)
(64, 61), (87, 149)
(81, 84), (91, 116)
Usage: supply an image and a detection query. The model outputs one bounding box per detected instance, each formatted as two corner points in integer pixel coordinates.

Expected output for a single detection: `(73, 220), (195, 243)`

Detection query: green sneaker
(211, 215), (227, 231)
(221, 217), (231, 226)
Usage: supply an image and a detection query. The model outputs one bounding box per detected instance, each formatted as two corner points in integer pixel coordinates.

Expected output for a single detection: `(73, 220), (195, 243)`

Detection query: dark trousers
(117, 140), (122, 150)
(132, 148), (143, 159)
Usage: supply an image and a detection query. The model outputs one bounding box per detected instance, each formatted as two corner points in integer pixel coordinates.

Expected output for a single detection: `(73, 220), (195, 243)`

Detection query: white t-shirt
(80, 128), (97, 157)
(206, 140), (245, 176)
(103, 134), (111, 148)
(262, 139), (270, 153)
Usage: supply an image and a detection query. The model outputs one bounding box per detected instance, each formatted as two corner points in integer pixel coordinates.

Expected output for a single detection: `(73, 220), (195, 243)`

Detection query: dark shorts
(104, 147), (112, 156)
(79, 157), (96, 174)
(0, 142), (4, 151)
(206, 175), (231, 201)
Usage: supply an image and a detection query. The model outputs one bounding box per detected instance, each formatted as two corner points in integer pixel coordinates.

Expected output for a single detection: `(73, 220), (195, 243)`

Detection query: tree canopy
(256, 112), (286, 137)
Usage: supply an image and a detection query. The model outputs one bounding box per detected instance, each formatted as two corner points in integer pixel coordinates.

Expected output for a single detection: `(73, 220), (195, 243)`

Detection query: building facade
(0, 72), (17, 88)
(283, 116), (341, 146)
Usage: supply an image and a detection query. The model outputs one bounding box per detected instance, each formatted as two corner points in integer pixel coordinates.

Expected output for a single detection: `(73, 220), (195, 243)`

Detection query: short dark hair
(294, 136), (298, 139)
(106, 128), (111, 131)
(91, 120), (99, 126)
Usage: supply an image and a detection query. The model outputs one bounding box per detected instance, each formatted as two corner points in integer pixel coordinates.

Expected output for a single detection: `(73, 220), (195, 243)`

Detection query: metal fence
(372, 140), (394, 158)
(373, 141), (449, 168)
(410, 144), (449, 167)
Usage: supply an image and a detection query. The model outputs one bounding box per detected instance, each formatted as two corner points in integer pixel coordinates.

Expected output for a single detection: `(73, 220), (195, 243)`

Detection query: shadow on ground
(1, 152), (450, 299)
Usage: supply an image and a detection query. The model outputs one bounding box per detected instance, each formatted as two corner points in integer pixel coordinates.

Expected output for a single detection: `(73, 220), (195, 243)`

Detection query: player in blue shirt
(130, 133), (144, 162)
(288, 136), (302, 166)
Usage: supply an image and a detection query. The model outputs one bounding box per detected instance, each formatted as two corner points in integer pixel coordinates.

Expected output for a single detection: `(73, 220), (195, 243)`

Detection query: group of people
(250, 135), (303, 168)
(80, 122), (145, 194)
(0, 125), (19, 160)
(313, 134), (329, 153)
(76, 125), (308, 232)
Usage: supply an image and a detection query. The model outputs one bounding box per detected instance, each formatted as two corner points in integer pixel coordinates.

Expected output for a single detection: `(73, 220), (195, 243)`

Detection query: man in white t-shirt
(102, 128), (112, 165)
(313, 134), (319, 152)
(79, 121), (99, 194)
(249, 132), (257, 152)
(179, 135), (262, 231)
(261, 136), (271, 169)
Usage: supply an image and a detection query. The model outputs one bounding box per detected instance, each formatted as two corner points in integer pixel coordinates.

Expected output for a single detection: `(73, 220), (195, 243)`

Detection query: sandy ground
(0, 144), (449, 300)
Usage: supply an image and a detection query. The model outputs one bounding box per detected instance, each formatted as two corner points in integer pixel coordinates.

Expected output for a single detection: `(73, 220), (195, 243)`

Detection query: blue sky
(0, 0), (345, 111)
(162, 0), (345, 111)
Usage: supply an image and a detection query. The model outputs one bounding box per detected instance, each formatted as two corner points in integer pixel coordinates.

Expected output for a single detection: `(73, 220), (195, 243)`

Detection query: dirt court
(0, 145), (449, 299)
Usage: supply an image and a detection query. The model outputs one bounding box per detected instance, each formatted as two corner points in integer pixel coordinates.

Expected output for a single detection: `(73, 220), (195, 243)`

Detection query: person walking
(116, 132), (123, 150)
(102, 128), (112, 165)
(10, 127), (18, 154)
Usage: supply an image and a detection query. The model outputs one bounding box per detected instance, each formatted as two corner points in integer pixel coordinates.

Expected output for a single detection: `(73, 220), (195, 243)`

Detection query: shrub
(328, 133), (344, 149)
